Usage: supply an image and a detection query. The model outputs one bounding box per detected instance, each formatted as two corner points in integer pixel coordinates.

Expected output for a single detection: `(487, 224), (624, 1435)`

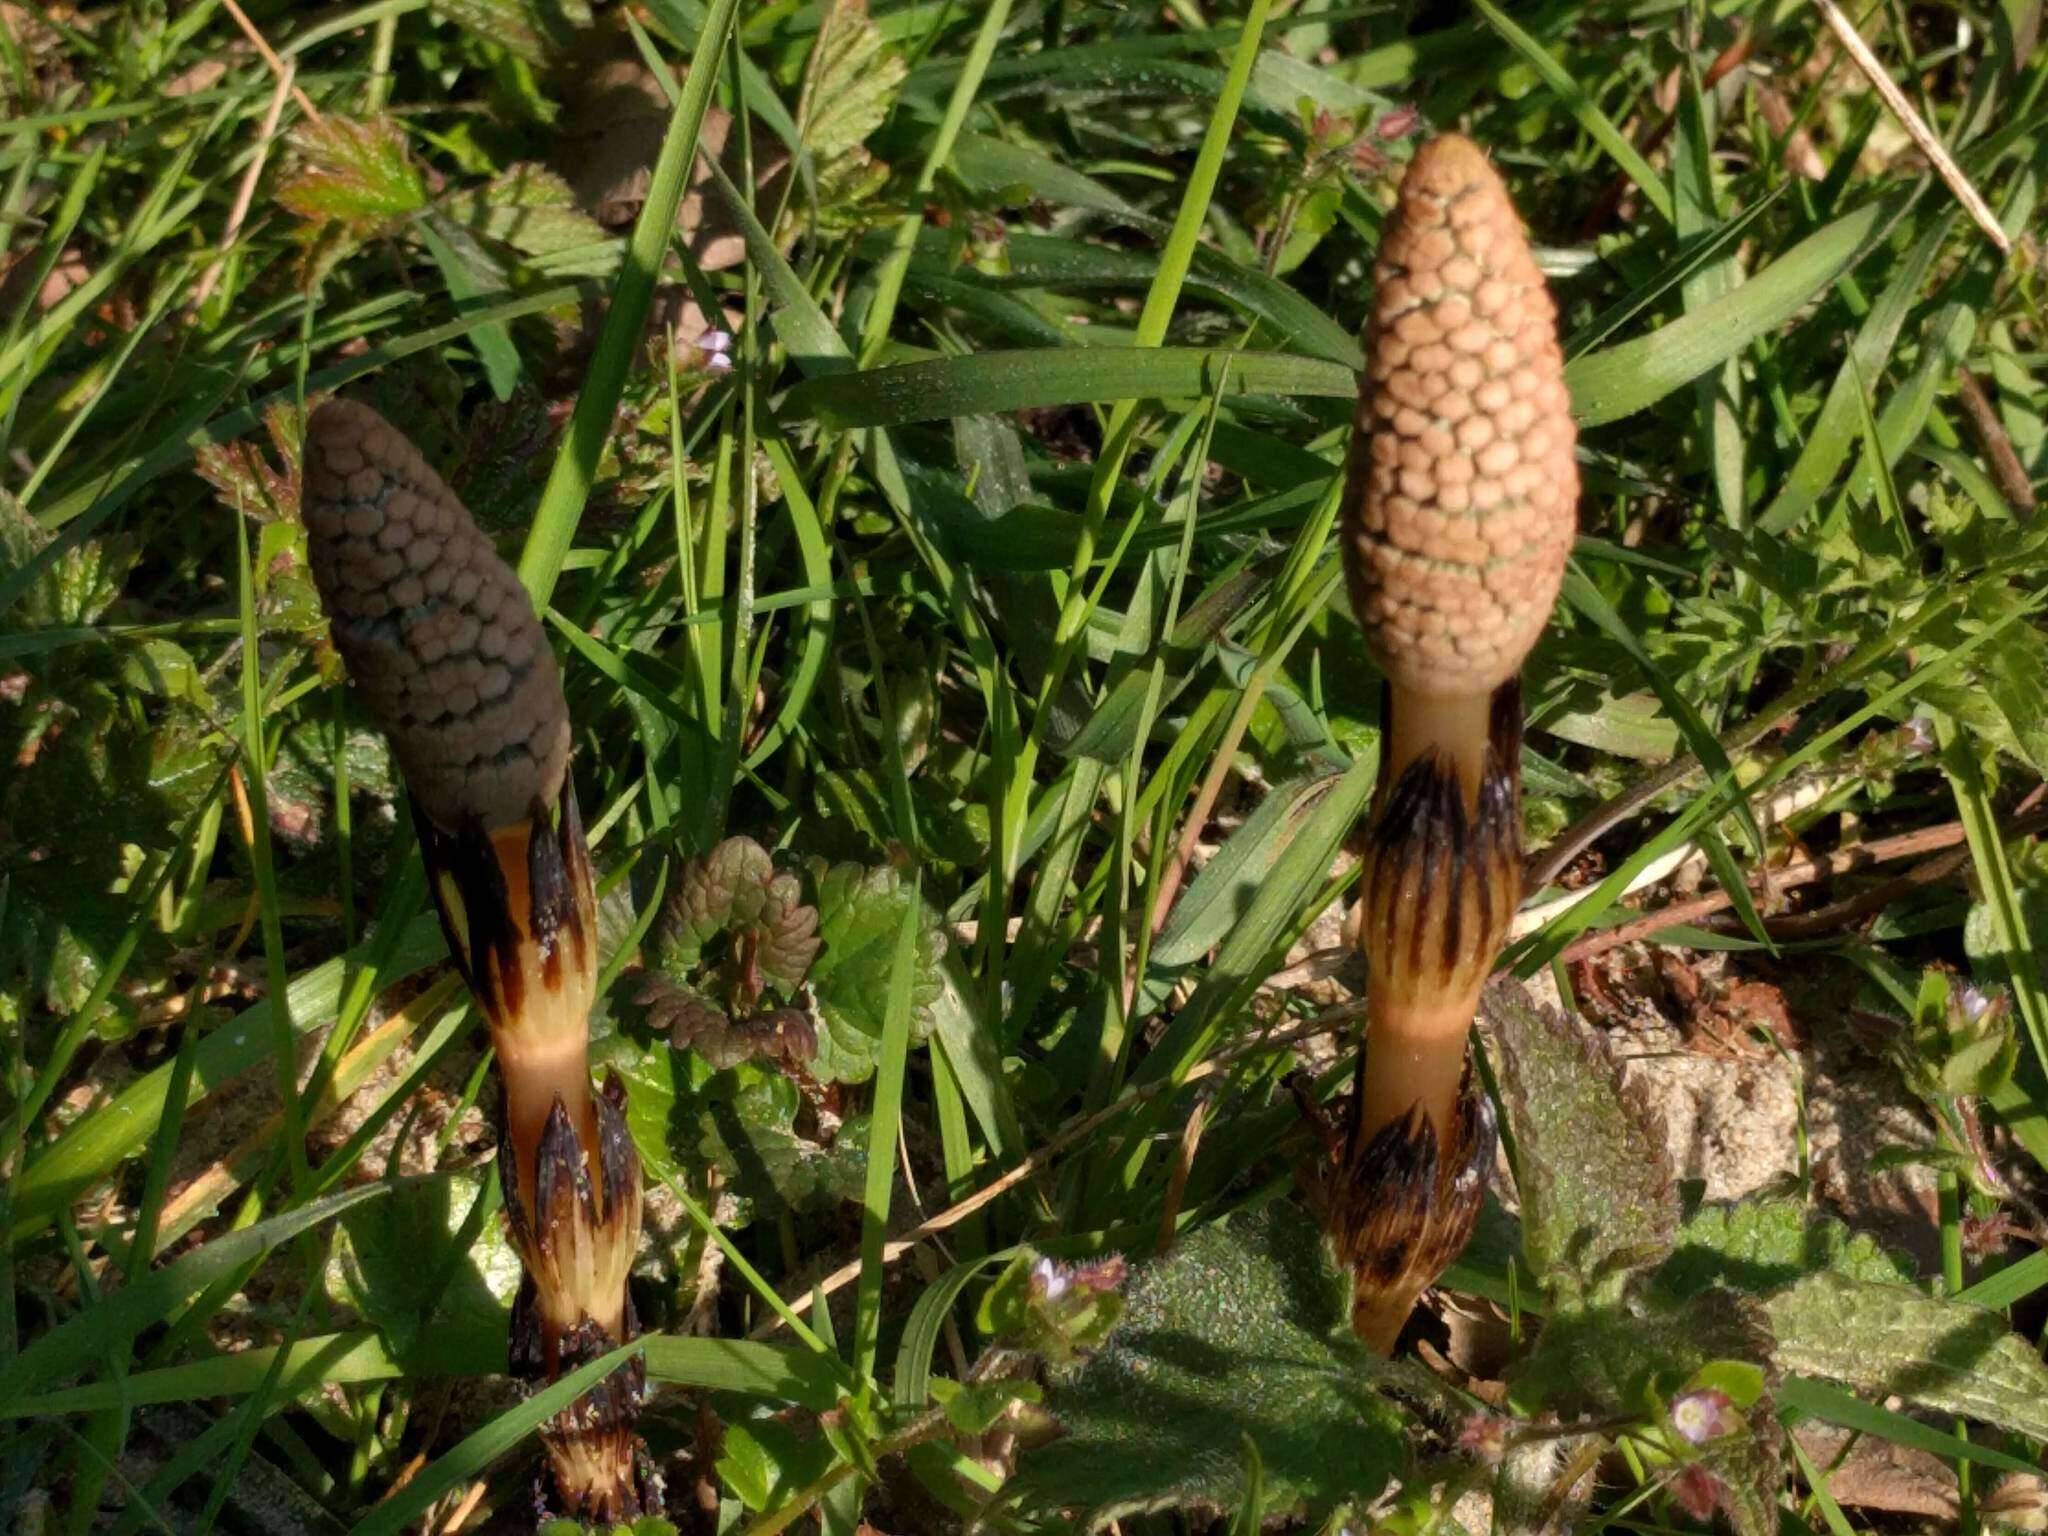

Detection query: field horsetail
(1330, 135), (1579, 1352)
(302, 400), (654, 1521)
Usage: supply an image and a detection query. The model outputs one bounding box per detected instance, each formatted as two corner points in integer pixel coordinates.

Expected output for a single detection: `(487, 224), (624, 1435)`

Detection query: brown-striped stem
(304, 400), (655, 1523)
(1325, 132), (1577, 1353)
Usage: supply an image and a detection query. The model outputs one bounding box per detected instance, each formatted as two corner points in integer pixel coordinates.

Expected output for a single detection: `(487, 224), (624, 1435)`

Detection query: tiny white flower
(1031, 1256), (1070, 1301)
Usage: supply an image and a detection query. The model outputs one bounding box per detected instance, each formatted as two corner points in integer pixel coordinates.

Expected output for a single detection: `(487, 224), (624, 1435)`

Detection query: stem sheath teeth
(1325, 1069), (1496, 1354)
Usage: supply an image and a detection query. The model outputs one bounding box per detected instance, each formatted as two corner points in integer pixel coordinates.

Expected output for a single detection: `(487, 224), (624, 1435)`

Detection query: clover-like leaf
(1012, 1202), (1408, 1528)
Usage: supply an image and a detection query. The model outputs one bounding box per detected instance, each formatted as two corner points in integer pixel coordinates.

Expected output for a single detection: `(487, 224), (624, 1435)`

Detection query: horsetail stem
(1332, 134), (1578, 1352)
(303, 400), (655, 1522)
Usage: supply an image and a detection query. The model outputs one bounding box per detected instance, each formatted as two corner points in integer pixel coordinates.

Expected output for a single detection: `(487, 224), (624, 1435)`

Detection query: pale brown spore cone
(1323, 134), (1572, 1357)
(302, 399), (570, 834)
(1344, 133), (1578, 705)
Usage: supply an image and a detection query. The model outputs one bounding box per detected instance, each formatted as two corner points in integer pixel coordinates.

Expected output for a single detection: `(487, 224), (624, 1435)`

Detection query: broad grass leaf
(1152, 770), (1346, 969)
(1012, 1202), (1406, 1527)
(782, 347), (1355, 429)
(1480, 978), (1678, 1296)
(1565, 194), (1906, 429)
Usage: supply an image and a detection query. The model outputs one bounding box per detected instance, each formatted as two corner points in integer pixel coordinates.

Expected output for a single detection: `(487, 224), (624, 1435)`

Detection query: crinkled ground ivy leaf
(1010, 1202), (1407, 1528)
(805, 858), (944, 1083)
(1767, 1271), (2048, 1443)
(653, 836), (821, 996)
(598, 1035), (863, 1225)
(1480, 979), (1678, 1297)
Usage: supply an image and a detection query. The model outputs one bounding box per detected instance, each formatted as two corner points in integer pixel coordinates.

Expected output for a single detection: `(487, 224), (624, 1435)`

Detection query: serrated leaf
(193, 397), (309, 525)
(276, 116), (430, 237)
(1974, 619), (2048, 777)
(636, 974), (817, 1072)
(598, 1036), (865, 1224)
(1480, 979), (1678, 1296)
(1012, 1203), (1407, 1527)
(426, 0), (586, 63)
(1766, 1271), (2048, 1442)
(805, 859), (944, 1084)
(796, 0), (907, 164)
(0, 497), (133, 630)
(1653, 1200), (1915, 1300)
(439, 162), (608, 259)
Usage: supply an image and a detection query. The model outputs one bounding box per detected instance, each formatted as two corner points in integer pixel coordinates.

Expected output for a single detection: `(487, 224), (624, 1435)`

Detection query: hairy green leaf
(1653, 1200), (1915, 1300)
(1012, 1202), (1407, 1527)
(1481, 979), (1679, 1296)
(1767, 1271), (2048, 1442)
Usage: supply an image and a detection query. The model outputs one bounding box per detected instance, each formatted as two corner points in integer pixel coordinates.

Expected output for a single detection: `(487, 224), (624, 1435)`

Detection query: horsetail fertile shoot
(303, 400), (654, 1522)
(1330, 134), (1578, 1352)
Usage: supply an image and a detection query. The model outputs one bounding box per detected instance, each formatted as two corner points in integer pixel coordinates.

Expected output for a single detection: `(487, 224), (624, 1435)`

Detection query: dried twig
(1559, 806), (2048, 961)
(1813, 0), (2010, 253)
(190, 61), (295, 311)
(1954, 367), (2038, 520)
(221, 0), (325, 127)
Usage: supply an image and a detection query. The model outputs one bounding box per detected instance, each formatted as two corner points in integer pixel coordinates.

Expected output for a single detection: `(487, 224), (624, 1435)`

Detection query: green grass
(2, 0), (2046, 1531)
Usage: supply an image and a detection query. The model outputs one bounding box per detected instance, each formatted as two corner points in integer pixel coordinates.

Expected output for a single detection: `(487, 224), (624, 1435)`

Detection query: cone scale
(303, 401), (656, 1521)
(1329, 135), (1577, 1352)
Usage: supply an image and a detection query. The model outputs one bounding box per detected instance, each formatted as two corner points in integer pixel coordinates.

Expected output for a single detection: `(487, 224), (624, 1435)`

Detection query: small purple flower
(1957, 983), (1997, 1024)
(1900, 714), (1937, 755)
(685, 323), (736, 376)
(1670, 1387), (1738, 1445)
